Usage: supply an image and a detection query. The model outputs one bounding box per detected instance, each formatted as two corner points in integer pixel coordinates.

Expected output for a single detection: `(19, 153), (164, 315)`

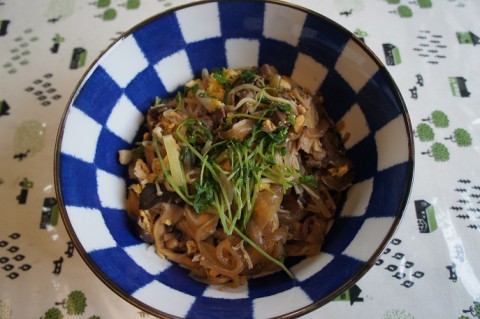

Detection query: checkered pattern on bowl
(55, 1), (414, 318)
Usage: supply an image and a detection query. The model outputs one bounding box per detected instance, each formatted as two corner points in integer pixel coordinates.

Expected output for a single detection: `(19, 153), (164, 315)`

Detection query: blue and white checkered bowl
(54, 1), (414, 318)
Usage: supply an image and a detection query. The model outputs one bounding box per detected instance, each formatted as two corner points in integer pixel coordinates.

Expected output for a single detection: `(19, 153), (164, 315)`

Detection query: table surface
(1, 1), (479, 318)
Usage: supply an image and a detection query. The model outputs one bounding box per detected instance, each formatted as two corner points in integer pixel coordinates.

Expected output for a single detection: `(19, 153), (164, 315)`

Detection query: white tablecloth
(1, 1), (479, 318)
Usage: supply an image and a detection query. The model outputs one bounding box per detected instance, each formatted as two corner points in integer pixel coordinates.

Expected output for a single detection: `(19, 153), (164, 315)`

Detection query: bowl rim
(53, 0), (415, 318)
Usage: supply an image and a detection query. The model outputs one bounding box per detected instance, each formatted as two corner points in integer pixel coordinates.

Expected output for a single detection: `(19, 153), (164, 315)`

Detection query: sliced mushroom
(139, 183), (179, 210)
(319, 168), (354, 192)
(139, 183), (163, 210)
(136, 214), (154, 244)
(270, 110), (287, 126)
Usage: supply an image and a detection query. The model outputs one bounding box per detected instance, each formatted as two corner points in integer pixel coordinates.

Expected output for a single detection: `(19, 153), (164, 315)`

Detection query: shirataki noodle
(120, 65), (354, 287)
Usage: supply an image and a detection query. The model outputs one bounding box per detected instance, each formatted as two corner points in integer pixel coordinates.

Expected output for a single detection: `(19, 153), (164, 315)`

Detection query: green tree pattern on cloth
(416, 110), (473, 162)
(0, 300), (12, 319)
(42, 290), (102, 318)
(446, 128), (473, 147)
(418, 0), (432, 8)
(64, 290), (87, 315)
(461, 301), (480, 318)
(397, 5), (413, 17)
(382, 309), (416, 319)
(43, 307), (63, 319)
(416, 123), (435, 141)
(386, 0), (433, 18)
(423, 142), (450, 161)
(429, 110), (450, 128)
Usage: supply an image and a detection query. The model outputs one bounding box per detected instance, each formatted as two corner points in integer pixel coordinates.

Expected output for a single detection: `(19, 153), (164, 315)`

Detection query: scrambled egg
(206, 78), (225, 101)
(224, 68), (239, 81)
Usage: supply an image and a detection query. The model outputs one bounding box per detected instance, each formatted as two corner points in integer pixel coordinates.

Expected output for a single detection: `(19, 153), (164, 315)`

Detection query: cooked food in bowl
(121, 64), (354, 287)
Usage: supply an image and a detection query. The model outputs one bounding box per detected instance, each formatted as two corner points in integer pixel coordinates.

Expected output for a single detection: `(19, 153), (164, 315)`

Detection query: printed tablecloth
(0, 1), (479, 318)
